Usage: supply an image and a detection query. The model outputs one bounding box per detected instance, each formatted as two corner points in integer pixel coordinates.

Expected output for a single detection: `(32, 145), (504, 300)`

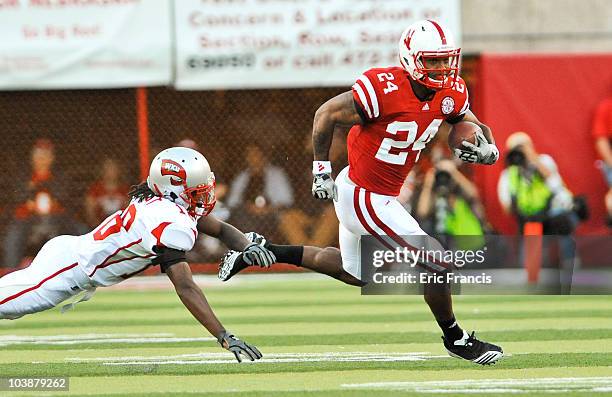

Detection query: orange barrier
(523, 222), (543, 284)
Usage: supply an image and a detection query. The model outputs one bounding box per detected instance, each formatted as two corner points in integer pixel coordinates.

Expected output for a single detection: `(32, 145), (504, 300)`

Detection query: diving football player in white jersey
(0, 147), (276, 362)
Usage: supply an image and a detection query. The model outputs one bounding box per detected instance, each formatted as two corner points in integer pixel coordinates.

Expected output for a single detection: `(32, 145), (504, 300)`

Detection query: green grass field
(1, 275), (611, 396)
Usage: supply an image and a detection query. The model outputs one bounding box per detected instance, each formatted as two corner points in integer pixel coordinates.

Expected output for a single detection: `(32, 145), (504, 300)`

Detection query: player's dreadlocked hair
(128, 181), (156, 202)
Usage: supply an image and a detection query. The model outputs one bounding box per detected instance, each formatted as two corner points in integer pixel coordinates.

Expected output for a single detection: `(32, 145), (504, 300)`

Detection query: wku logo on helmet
(161, 159), (187, 186)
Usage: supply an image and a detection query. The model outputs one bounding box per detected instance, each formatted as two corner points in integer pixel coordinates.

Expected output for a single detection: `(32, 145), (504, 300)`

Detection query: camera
(434, 170), (452, 194)
(572, 195), (589, 221)
(505, 146), (526, 167)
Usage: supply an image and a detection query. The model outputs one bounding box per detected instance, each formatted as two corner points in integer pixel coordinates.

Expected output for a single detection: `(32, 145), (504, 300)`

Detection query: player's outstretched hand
(242, 241), (276, 268)
(455, 131), (499, 165)
(218, 331), (263, 363)
(312, 173), (338, 201)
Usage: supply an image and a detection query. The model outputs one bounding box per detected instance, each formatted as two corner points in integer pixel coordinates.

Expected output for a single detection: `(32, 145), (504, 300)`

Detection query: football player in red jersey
(220, 20), (502, 365)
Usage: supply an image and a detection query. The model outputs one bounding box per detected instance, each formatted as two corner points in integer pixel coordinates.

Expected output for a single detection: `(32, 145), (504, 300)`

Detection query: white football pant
(0, 235), (92, 320)
(334, 166), (447, 280)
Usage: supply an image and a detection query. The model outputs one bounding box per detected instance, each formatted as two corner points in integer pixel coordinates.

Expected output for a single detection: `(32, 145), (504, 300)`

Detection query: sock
(266, 244), (304, 266)
(437, 317), (464, 342)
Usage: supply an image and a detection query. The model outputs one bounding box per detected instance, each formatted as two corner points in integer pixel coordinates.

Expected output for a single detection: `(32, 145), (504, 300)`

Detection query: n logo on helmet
(161, 159), (186, 186)
(404, 28), (415, 50)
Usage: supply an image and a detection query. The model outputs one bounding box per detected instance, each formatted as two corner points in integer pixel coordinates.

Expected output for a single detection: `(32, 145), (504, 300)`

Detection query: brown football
(448, 121), (480, 151)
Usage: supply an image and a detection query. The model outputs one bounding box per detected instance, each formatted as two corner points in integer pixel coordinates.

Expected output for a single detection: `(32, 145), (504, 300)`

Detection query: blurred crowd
(0, 93), (609, 269)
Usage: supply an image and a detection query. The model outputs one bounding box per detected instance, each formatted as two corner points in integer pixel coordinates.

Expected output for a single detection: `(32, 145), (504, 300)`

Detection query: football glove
(312, 173), (338, 201)
(454, 131), (499, 165)
(218, 331), (263, 363)
(242, 239), (276, 268)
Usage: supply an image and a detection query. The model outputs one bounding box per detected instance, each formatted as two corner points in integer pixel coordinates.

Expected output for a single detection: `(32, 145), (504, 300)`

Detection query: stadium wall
(462, 0), (612, 53)
(474, 53), (612, 234)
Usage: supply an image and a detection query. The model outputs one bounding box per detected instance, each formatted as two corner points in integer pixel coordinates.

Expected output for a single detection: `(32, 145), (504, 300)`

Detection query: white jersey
(1, 196), (199, 320)
(75, 197), (198, 287)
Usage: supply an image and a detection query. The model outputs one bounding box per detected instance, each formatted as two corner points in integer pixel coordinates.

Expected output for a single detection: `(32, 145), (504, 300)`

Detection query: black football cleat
(443, 331), (503, 365)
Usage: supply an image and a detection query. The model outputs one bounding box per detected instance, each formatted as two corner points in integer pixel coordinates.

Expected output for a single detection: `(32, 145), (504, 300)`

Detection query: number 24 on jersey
(378, 72), (398, 94)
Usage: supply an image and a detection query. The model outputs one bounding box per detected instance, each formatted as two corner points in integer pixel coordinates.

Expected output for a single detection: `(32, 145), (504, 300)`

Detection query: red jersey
(592, 98), (612, 139)
(349, 66), (469, 196)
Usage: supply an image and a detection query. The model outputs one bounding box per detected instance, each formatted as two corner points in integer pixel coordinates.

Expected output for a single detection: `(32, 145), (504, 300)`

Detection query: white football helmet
(399, 19), (461, 90)
(147, 147), (216, 217)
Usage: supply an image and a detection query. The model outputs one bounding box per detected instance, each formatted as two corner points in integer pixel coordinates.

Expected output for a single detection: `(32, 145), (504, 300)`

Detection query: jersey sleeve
(444, 77), (470, 121)
(352, 69), (384, 122)
(155, 223), (196, 252)
(146, 207), (197, 252)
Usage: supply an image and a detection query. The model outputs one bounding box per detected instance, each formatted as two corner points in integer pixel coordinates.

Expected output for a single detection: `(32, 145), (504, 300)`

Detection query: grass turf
(0, 276), (611, 396)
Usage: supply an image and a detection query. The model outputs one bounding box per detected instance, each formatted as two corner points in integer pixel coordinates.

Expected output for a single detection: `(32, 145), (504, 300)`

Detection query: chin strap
(167, 192), (190, 210)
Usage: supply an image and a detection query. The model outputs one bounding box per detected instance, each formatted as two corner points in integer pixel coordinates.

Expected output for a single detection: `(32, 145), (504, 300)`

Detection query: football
(448, 121), (480, 151)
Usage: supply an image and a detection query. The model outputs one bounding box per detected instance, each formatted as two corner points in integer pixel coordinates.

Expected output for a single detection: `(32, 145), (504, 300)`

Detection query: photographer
(497, 132), (583, 280)
(497, 132), (578, 234)
(416, 159), (489, 250)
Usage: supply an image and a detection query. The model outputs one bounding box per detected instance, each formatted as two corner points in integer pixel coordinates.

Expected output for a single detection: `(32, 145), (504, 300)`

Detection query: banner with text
(0, 0), (172, 89)
(174, 0), (461, 90)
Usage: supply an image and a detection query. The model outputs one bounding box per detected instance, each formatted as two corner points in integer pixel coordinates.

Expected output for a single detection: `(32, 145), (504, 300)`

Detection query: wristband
(312, 161), (332, 175)
(217, 330), (230, 345)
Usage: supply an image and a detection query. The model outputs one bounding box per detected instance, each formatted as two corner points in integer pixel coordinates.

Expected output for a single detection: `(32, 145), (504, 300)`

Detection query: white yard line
(63, 351), (449, 365)
(342, 377), (612, 394)
(0, 333), (214, 346)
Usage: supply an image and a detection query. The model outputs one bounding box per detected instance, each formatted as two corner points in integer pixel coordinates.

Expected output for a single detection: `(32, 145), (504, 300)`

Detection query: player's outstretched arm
(198, 215), (276, 268)
(197, 214), (250, 251)
(165, 261), (262, 362)
(166, 261), (226, 337)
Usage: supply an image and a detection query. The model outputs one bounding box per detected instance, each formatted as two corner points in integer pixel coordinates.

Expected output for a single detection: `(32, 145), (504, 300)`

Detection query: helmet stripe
(427, 19), (447, 45)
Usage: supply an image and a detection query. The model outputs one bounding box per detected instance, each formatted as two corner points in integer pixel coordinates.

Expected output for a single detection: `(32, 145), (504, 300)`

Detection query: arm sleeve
(152, 246), (187, 273)
(351, 71), (381, 122)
